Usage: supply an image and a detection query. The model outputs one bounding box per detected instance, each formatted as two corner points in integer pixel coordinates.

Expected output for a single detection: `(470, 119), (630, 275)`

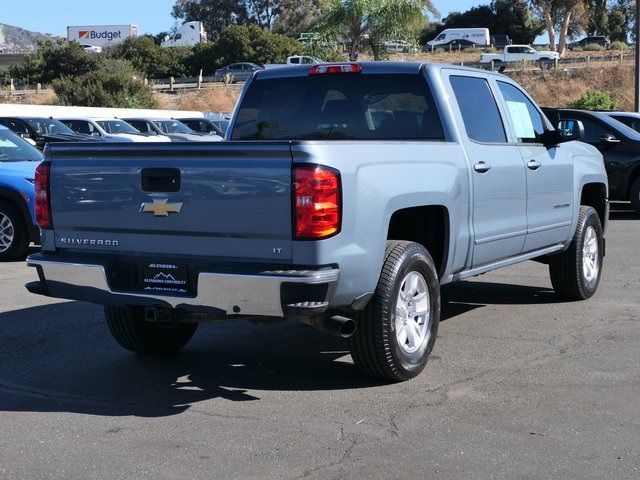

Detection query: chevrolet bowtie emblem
(140, 199), (183, 217)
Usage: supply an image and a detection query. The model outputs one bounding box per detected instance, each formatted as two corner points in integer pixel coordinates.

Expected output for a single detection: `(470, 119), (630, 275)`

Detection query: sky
(2, 0), (479, 37)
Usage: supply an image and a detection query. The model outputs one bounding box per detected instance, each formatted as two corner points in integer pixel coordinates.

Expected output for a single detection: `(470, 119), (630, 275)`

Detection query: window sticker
(506, 101), (535, 139)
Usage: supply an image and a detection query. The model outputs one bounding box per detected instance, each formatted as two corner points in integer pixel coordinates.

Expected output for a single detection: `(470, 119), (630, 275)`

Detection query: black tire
(0, 200), (29, 262)
(549, 206), (604, 300)
(105, 306), (198, 355)
(349, 241), (440, 382)
(629, 177), (640, 213)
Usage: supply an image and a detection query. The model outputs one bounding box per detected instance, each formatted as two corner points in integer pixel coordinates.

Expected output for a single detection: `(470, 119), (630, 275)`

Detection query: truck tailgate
(48, 142), (293, 261)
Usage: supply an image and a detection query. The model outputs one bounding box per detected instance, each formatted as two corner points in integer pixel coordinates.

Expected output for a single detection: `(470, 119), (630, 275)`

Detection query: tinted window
(25, 118), (74, 135)
(232, 74), (444, 141)
(450, 76), (506, 143)
(97, 120), (139, 134)
(497, 81), (545, 143)
(574, 117), (613, 143)
(0, 129), (42, 162)
(0, 120), (29, 134)
(127, 120), (152, 133)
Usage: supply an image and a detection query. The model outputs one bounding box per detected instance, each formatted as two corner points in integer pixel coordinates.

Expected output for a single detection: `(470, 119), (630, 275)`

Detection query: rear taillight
(294, 165), (341, 240)
(309, 63), (362, 75)
(34, 162), (52, 229)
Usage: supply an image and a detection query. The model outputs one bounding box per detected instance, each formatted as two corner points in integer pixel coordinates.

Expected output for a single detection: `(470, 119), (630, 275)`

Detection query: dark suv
(543, 108), (640, 212)
(568, 36), (610, 50)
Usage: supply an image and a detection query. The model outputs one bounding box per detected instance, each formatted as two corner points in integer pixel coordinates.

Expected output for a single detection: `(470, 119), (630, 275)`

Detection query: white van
(426, 28), (490, 48)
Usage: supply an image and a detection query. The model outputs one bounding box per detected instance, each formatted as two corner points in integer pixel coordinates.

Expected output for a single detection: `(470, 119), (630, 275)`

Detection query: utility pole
(636, 0), (640, 111)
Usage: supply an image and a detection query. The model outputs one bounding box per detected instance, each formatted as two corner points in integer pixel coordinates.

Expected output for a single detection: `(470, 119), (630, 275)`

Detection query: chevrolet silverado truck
(26, 62), (608, 382)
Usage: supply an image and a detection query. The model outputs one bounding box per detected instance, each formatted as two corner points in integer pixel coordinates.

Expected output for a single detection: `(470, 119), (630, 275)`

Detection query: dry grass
(510, 64), (636, 109)
(154, 84), (243, 112)
(1, 89), (57, 105)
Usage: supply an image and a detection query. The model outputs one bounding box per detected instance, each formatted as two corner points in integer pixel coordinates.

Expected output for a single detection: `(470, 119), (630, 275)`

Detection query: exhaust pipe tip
(299, 315), (356, 338)
(335, 316), (356, 338)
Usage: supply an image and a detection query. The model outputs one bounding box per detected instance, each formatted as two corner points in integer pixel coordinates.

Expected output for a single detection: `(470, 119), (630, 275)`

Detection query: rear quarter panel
(290, 141), (471, 307)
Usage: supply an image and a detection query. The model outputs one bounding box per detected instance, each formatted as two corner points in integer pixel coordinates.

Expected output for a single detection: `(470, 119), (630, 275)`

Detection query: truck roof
(254, 61), (506, 80)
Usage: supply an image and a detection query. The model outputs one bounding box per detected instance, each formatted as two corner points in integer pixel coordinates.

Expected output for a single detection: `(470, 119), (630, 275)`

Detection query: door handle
(473, 161), (491, 173)
(527, 159), (542, 170)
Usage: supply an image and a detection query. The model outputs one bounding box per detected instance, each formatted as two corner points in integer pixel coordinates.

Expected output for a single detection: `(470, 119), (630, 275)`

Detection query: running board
(453, 244), (565, 281)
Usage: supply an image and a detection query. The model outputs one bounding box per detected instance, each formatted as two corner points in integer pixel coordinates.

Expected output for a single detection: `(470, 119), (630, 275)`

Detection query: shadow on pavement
(0, 278), (560, 417)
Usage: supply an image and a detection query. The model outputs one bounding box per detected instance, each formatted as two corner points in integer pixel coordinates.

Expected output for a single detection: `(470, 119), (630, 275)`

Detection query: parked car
(568, 36), (610, 50)
(0, 116), (104, 150)
(491, 35), (512, 49)
(81, 44), (102, 54)
(606, 111), (640, 132)
(437, 39), (479, 50)
(213, 63), (263, 83)
(26, 62), (608, 383)
(58, 117), (171, 142)
(480, 45), (560, 67)
(122, 118), (221, 142)
(287, 55), (323, 64)
(175, 117), (226, 137)
(543, 108), (640, 212)
(0, 125), (42, 261)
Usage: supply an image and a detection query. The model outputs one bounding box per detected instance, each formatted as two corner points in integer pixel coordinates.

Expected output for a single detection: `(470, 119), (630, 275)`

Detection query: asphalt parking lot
(0, 203), (638, 480)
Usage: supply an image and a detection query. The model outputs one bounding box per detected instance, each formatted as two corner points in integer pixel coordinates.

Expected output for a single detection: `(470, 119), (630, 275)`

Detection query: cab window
(497, 81), (545, 144)
(450, 76), (506, 143)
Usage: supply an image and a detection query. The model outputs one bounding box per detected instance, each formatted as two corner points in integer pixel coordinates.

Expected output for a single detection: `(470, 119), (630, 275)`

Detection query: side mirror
(600, 133), (621, 144)
(19, 133), (30, 139)
(91, 131), (101, 137)
(557, 119), (584, 141)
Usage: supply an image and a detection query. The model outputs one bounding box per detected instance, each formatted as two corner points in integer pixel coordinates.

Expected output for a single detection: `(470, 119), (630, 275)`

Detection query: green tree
(187, 24), (301, 74)
(53, 59), (157, 108)
(607, 0), (633, 42)
(492, 0), (544, 44)
(109, 36), (190, 79)
(10, 39), (98, 84)
(314, 0), (439, 61)
(584, 0), (608, 35)
(172, 0), (250, 35)
(272, 0), (326, 38)
(529, 0), (586, 53)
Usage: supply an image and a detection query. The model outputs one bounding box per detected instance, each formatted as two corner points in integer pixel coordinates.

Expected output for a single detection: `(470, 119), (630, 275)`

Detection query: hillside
(0, 23), (59, 53)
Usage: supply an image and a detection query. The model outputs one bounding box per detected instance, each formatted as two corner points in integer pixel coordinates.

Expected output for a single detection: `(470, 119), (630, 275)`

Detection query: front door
(448, 73), (527, 267)
(496, 81), (573, 252)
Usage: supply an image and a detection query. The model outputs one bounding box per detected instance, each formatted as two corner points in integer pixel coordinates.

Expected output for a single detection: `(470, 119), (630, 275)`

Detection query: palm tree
(314, 0), (439, 61)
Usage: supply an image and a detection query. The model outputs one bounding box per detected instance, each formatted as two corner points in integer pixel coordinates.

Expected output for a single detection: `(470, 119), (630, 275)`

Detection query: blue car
(0, 125), (42, 261)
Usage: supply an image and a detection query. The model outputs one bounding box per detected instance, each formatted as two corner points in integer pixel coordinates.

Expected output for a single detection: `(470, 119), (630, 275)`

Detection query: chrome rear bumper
(26, 254), (339, 317)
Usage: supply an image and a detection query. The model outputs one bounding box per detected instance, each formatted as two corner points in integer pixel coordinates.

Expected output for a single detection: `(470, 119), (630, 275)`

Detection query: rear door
(446, 72), (527, 267)
(495, 81), (573, 251)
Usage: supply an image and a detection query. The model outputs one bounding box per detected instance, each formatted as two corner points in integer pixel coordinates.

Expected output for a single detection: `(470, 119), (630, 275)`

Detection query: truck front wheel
(105, 306), (198, 355)
(548, 206), (603, 300)
(349, 241), (440, 382)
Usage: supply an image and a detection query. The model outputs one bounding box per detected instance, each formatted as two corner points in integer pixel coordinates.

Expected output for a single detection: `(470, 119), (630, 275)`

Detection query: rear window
(232, 74), (444, 141)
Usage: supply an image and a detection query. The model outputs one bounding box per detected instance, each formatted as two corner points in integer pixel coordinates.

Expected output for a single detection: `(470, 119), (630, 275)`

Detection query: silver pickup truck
(26, 62), (608, 382)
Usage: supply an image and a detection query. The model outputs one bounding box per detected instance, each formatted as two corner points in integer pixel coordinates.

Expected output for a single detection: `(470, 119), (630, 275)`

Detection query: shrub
(9, 39), (99, 85)
(53, 59), (157, 108)
(109, 36), (189, 79)
(609, 41), (628, 51)
(583, 43), (605, 52)
(570, 89), (619, 111)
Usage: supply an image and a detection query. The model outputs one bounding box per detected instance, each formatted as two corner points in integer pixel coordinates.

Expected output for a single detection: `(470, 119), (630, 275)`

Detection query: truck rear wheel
(105, 306), (198, 355)
(549, 206), (603, 300)
(349, 241), (440, 382)
(0, 201), (29, 262)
